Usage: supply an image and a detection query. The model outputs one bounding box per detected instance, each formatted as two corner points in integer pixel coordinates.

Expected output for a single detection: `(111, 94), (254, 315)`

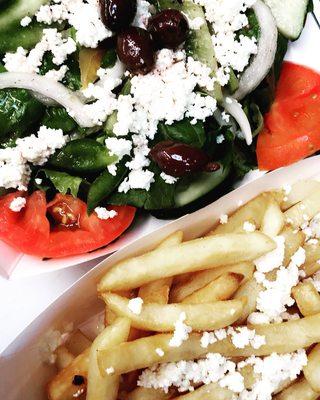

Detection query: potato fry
(292, 281), (320, 316)
(281, 180), (320, 211)
(239, 364), (257, 390)
(98, 233), (274, 292)
(209, 193), (275, 235)
(173, 382), (233, 400)
(303, 343), (320, 392)
(138, 232), (183, 304)
(181, 273), (243, 304)
(101, 292), (246, 332)
(261, 198), (284, 237)
(281, 226), (305, 267)
(170, 262), (254, 303)
(55, 346), (75, 371)
(233, 278), (262, 324)
(274, 378), (318, 400)
(284, 188), (320, 228)
(66, 330), (91, 356)
(302, 241), (320, 277)
(86, 318), (131, 400)
(47, 348), (90, 400)
(98, 314), (320, 375)
(125, 387), (172, 400)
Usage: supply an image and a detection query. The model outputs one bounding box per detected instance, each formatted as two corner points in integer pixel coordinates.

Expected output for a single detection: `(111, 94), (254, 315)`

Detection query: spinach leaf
(40, 52), (81, 91)
(238, 9), (260, 39)
(108, 164), (175, 210)
(242, 101), (264, 137)
(0, 21), (44, 53)
(0, 88), (44, 142)
(231, 142), (257, 180)
(101, 48), (117, 69)
(158, 119), (206, 148)
(50, 139), (117, 173)
(41, 107), (77, 133)
(40, 169), (82, 197)
(87, 162), (127, 213)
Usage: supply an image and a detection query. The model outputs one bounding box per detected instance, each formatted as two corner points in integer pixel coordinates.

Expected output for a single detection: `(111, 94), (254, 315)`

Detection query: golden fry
(55, 346), (75, 371)
(101, 292), (246, 332)
(284, 188), (320, 228)
(281, 180), (320, 211)
(274, 378), (318, 400)
(303, 343), (320, 393)
(233, 278), (262, 324)
(172, 382), (233, 400)
(292, 281), (320, 316)
(125, 387), (172, 400)
(261, 198), (284, 237)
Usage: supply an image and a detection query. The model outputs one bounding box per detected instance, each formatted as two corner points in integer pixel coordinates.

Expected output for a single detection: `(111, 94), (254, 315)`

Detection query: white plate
(0, 9), (319, 278)
(1, 155), (320, 400)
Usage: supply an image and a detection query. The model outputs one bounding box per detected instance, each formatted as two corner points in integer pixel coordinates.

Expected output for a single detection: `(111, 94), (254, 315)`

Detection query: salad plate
(0, 0), (319, 276)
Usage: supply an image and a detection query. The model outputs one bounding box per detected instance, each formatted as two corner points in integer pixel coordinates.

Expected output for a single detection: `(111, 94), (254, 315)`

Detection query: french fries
(47, 181), (320, 400)
(209, 192), (278, 235)
(47, 348), (90, 400)
(284, 188), (320, 228)
(101, 292), (246, 331)
(170, 262), (254, 303)
(87, 318), (130, 400)
(274, 378), (318, 400)
(98, 232), (274, 292)
(98, 314), (320, 375)
(260, 197), (284, 237)
(181, 273), (243, 304)
(173, 382), (233, 399)
(292, 281), (320, 316)
(303, 343), (320, 393)
(125, 387), (173, 400)
(281, 180), (320, 210)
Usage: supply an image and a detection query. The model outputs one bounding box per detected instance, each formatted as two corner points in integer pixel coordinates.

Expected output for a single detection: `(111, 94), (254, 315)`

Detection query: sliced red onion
(223, 97), (253, 145)
(233, 0), (278, 101)
(0, 72), (96, 127)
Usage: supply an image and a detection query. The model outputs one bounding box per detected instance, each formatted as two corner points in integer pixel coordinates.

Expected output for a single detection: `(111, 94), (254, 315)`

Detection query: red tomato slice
(0, 191), (136, 258)
(257, 62), (320, 170)
(276, 62), (320, 102)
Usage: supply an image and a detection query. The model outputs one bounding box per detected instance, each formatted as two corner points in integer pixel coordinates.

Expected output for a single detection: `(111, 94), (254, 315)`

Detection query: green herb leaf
(87, 162), (128, 213)
(50, 139), (117, 173)
(101, 48), (117, 69)
(41, 107), (77, 133)
(40, 169), (82, 197)
(158, 118), (206, 148)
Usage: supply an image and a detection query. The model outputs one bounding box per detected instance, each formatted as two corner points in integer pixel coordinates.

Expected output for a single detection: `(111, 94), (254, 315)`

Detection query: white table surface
(1, 5), (320, 356)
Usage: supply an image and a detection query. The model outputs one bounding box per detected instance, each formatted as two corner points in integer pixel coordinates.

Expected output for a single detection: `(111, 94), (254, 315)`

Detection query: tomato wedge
(0, 191), (136, 258)
(257, 62), (320, 170)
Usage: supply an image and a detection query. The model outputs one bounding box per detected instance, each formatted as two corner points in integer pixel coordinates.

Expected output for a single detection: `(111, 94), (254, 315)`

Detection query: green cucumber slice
(174, 161), (231, 207)
(263, 0), (309, 40)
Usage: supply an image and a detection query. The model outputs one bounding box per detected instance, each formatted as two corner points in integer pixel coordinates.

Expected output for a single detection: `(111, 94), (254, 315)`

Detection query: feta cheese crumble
(20, 16), (32, 27)
(128, 297), (144, 315)
(243, 221), (256, 232)
(169, 312), (192, 347)
(9, 197), (26, 212)
(160, 173), (178, 185)
(155, 348), (165, 357)
(219, 214), (229, 224)
(94, 207), (118, 220)
(254, 236), (285, 273)
(106, 367), (115, 375)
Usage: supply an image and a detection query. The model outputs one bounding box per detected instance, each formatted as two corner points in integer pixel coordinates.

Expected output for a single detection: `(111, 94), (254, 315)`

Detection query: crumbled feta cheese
(133, 0), (152, 29)
(4, 29), (76, 73)
(155, 348), (165, 357)
(160, 173), (178, 185)
(251, 247), (306, 323)
(216, 134), (225, 144)
(128, 297), (144, 315)
(118, 169), (155, 193)
(0, 126), (68, 190)
(169, 312), (192, 347)
(9, 196), (26, 212)
(254, 236), (285, 273)
(219, 214), (228, 224)
(73, 388), (85, 398)
(94, 207), (118, 220)
(221, 111), (230, 123)
(243, 221), (256, 232)
(282, 184), (292, 195)
(36, 0), (112, 48)
(35, 178), (43, 185)
(107, 164), (117, 176)
(106, 367), (115, 375)
(20, 16), (32, 27)
(105, 137), (132, 161)
(138, 352), (244, 393)
(186, 16), (205, 30)
(45, 65), (68, 82)
(228, 327), (265, 349)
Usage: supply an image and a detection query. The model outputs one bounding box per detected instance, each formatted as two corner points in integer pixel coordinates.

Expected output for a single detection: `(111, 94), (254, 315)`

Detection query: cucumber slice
(263, 0), (309, 40)
(174, 161), (231, 207)
(0, 0), (47, 31)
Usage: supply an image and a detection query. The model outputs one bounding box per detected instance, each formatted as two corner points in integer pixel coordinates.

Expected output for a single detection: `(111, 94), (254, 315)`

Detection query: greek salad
(0, 0), (314, 257)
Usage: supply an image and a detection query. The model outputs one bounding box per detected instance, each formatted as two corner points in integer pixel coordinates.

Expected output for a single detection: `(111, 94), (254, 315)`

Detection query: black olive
(117, 27), (155, 74)
(100, 0), (137, 32)
(72, 375), (85, 386)
(150, 141), (210, 177)
(148, 9), (189, 49)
